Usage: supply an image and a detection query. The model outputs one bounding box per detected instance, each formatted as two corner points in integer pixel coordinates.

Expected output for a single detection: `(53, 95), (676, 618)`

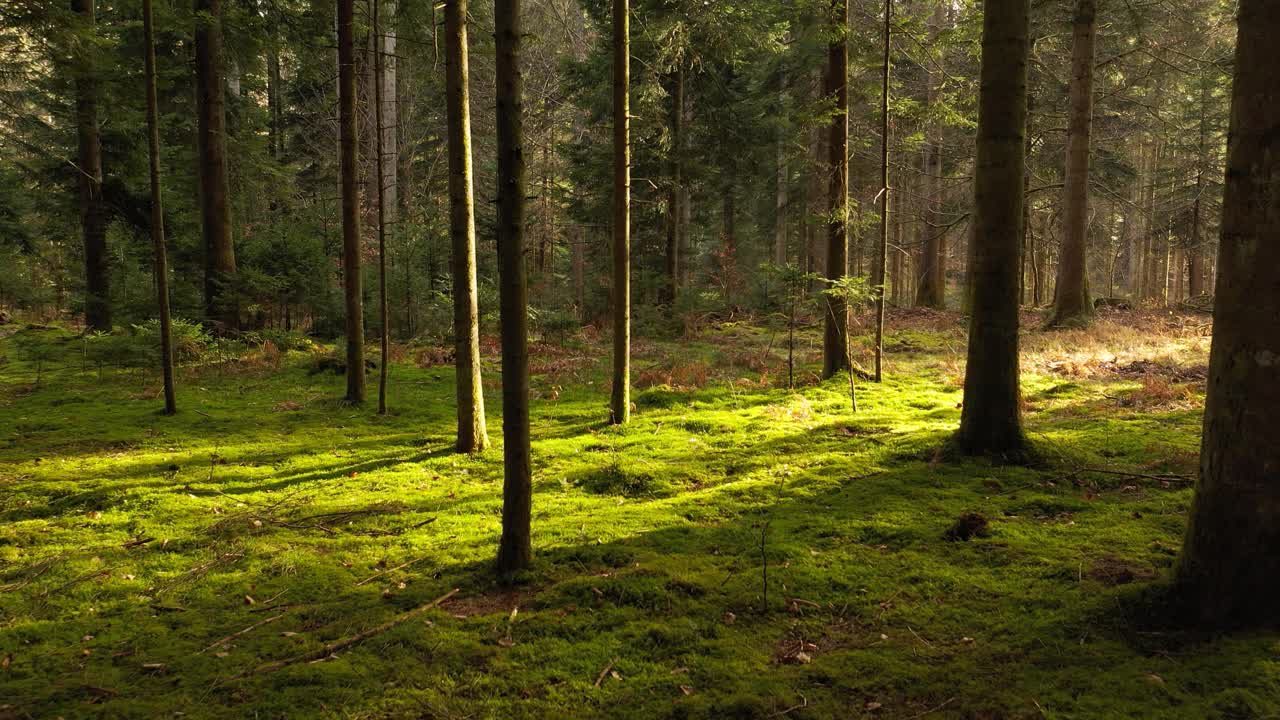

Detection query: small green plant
(823, 275), (878, 411)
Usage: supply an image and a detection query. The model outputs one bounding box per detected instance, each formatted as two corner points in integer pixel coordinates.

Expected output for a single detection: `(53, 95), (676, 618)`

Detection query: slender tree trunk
(267, 47), (282, 161)
(573, 227), (586, 321)
(195, 0), (237, 331)
(143, 0), (176, 415)
(1048, 0), (1097, 327)
(774, 79), (789, 267)
(609, 0), (631, 425)
(915, 2), (945, 309)
(955, 0), (1030, 459)
(872, 0), (891, 382)
(1189, 76), (1211, 298)
(1176, 0), (1280, 627)
(378, 0), (397, 221)
(72, 0), (109, 332)
(444, 0), (488, 450)
(374, 0), (390, 415)
(822, 0), (849, 380)
(494, 0), (532, 577)
(664, 65), (684, 305)
(338, 0), (365, 404)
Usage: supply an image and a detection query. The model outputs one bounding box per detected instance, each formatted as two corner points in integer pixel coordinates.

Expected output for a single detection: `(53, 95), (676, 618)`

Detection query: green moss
(0, 319), (1270, 719)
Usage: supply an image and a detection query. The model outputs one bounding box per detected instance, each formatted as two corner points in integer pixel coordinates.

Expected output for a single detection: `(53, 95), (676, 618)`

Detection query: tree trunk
(1176, 0), (1280, 627)
(374, 0), (390, 415)
(955, 0), (1030, 459)
(1048, 0), (1097, 327)
(822, 0), (849, 380)
(445, 0), (488, 450)
(609, 0), (631, 425)
(915, 1), (945, 309)
(144, 0), (176, 415)
(872, 0), (890, 382)
(378, 0), (397, 221)
(664, 65), (684, 305)
(73, 0), (109, 332)
(338, 0), (365, 404)
(195, 0), (237, 331)
(774, 79), (788, 267)
(1189, 75), (1211, 298)
(494, 0), (532, 577)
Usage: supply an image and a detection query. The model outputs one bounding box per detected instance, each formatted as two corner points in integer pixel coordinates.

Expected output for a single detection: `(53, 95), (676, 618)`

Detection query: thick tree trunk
(144, 0), (176, 414)
(338, 0), (365, 404)
(609, 0), (631, 425)
(915, 2), (945, 309)
(955, 0), (1030, 459)
(822, 0), (849, 380)
(195, 0), (237, 331)
(1176, 0), (1280, 627)
(1048, 0), (1097, 327)
(444, 0), (488, 451)
(494, 0), (532, 577)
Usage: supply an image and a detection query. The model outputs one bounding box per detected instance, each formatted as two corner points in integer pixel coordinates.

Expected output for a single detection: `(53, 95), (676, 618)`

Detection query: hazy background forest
(3, 0), (1278, 718)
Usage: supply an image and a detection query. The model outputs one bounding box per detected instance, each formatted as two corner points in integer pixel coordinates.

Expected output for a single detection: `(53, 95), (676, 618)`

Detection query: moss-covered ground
(1, 310), (1276, 719)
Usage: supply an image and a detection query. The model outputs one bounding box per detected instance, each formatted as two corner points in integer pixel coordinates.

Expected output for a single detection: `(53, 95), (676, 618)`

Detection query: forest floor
(1, 308), (1276, 720)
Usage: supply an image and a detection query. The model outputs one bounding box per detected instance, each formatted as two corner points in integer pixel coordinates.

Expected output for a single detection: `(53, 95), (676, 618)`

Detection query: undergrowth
(0, 311), (1274, 720)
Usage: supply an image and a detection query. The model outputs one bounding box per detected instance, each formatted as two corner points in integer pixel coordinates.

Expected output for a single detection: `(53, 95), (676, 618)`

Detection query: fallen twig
(356, 555), (431, 587)
(220, 588), (459, 683)
(1078, 468), (1194, 484)
(197, 613), (286, 655)
(593, 657), (618, 688)
(907, 697), (956, 719)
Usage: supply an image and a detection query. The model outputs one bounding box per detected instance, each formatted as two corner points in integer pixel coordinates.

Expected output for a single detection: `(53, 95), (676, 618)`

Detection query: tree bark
(445, 0), (489, 450)
(494, 0), (532, 577)
(72, 0), (109, 332)
(774, 79), (789, 267)
(195, 0), (237, 331)
(609, 0), (631, 425)
(374, 0), (390, 415)
(143, 0), (176, 415)
(338, 0), (365, 404)
(664, 65), (684, 305)
(1176, 0), (1280, 627)
(872, 0), (890, 382)
(955, 0), (1030, 459)
(822, 0), (849, 380)
(915, 1), (945, 309)
(1047, 0), (1097, 327)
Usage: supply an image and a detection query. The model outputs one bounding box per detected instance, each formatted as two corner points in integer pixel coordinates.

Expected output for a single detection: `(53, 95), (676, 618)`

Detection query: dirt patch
(1086, 556), (1158, 587)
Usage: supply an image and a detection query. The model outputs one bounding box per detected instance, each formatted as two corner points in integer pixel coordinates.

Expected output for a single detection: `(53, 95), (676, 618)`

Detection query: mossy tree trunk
(72, 0), (109, 332)
(494, 0), (532, 577)
(195, 0), (237, 332)
(445, 0), (488, 450)
(1176, 0), (1280, 628)
(143, 0), (176, 415)
(822, 0), (849, 380)
(609, 0), (631, 425)
(1048, 0), (1097, 327)
(955, 0), (1030, 459)
(338, 0), (365, 404)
